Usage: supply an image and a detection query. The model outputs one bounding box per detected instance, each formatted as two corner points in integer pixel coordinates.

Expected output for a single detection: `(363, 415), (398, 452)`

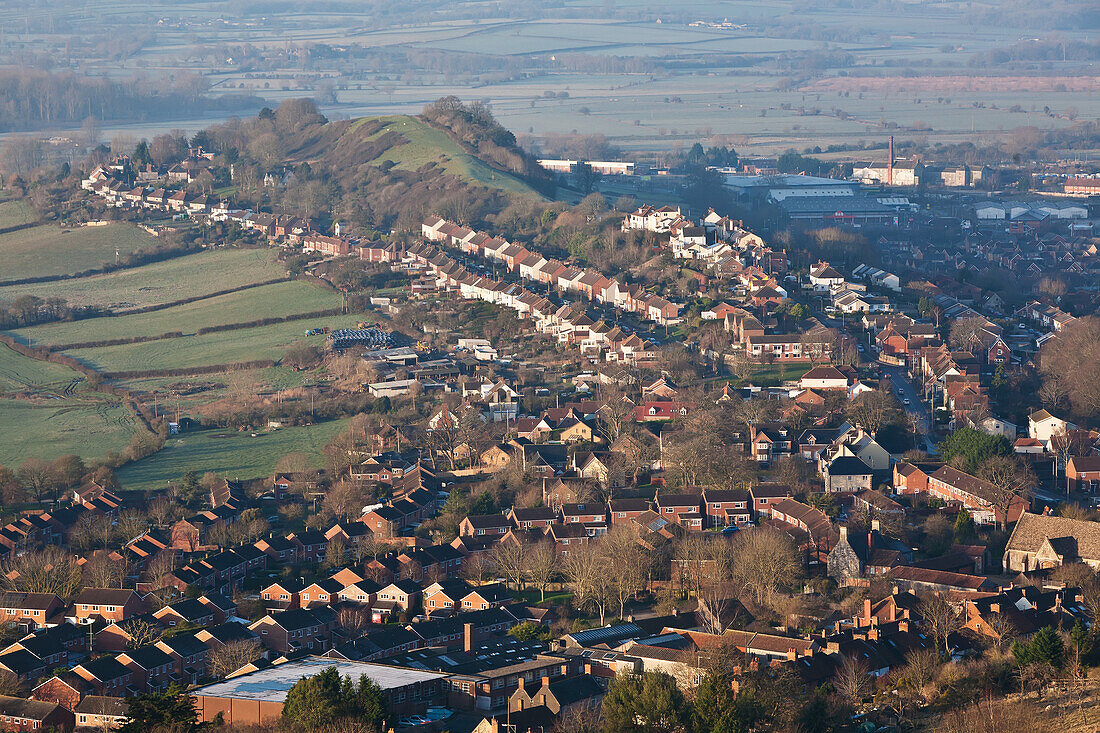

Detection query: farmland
(62, 313), (364, 374)
(0, 342), (84, 393)
(0, 396), (138, 466)
(0, 343), (140, 464)
(0, 199), (37, 229)
(15, 280), (343, 348)
(0, 223), (160, 281)
(0, 247), (288, 310)
(115, 419), (351, 493)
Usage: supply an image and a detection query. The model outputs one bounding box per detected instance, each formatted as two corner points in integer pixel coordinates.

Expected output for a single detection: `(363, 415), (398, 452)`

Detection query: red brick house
(32, 672), (92, 714)
(1067, 456), (1100, 493)
(749, 483), (792, 515)
(607, 498), (651, 525)
(459, 514), (512, 537)
(72, 589), (143, 624)
(249, 608), (336, 655)
(0, 593), (64, 629)
(0, 696), (72, 732)
(702, 488), (752, 528)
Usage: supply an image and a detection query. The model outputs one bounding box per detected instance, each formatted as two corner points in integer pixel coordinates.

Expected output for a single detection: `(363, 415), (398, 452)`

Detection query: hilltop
(200, 98), (551, 232)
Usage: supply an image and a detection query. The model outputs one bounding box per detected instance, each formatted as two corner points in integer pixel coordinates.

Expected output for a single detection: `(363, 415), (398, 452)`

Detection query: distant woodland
(0, 69), (263, 132)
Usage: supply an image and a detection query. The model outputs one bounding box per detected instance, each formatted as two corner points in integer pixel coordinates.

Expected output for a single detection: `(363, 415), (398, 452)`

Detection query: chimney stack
(888, 136), (894, 186)
(464, 622), (475, 652)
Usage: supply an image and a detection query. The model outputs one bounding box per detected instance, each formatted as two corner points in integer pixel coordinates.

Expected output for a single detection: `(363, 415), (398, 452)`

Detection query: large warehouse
(190, 657), (449, 725)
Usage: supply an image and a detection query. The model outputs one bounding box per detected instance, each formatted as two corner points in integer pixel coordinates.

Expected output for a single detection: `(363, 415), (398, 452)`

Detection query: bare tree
(729, 527), (802, 604)
(490, 540), (527, 590)
(525, 541), (558, 603)
(336, 607), (371, 637)
(978, 455), (1035, 530)
(208, 639), (264, 679)
(834, 657), (871, 705)
(120, 617), (162, 648)
(920, 594), (962, 661)
(601, 526), (649, 619)
(564, 544), (613, 625)
(0, 547), (82, 599)
(846, 389), (902, 437)
(84, 553), (133, 589)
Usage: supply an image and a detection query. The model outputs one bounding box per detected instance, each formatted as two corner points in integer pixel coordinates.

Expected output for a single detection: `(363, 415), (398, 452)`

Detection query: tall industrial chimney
(887, 136), (894, 186)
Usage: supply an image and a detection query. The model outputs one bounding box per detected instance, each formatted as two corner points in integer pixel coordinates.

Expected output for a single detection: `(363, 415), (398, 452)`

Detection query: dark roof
(74, 588), (137, 606)
(77, 655), (131, 681)
(827, 456), (873, 476)
(0, 695), (61, 721)
(120, 645), (174, 670)
(543, 674), (605, 705)
(75, 695), (129, 716)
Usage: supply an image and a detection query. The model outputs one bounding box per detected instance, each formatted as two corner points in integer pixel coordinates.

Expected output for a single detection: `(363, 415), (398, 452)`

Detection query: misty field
(115, 419), (350, 493)
(0, 248), (288, 310)
(0, 223), (159, 282)
(15, 280), (343, 348)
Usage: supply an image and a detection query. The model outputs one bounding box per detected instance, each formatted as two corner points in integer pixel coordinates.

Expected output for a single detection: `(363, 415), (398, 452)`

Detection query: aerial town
(0, 3), (1098, 731)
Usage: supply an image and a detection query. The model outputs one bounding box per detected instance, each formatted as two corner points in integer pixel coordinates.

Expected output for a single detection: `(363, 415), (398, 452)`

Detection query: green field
(362, 116), (541, 196)
(0, 248), (288, 310)
(0, 199), (37, 229)
(15, 280), (342, 348)
(0, 223), (159, 281)
(0, 396), (138, 466)
(63, 313), (363, 374)
(115, 419), (350, 492)
(0, 343), (85, 393)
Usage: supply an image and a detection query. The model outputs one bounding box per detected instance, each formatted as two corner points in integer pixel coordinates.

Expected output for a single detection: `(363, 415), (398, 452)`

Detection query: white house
(1028, 409), (1075, 449)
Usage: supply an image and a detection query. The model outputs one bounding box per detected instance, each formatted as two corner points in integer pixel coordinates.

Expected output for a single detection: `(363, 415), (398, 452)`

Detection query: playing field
(115, 418), (350, 492)
(62, 313), (364, 374)
(0, 396), (138, 466)
(15, 280), (343, 348)
(0, 248), (288, 310)
(0, 223), (161, 281)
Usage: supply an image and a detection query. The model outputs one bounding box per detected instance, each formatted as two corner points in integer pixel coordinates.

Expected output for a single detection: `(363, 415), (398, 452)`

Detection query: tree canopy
(281, 667), (387, 731)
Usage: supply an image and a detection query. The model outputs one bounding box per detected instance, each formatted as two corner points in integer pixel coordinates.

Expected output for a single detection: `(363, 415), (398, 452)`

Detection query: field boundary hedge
(48, 306), (343, 351)
(102, 359), (277, 380)
(115, 276), (290, 316)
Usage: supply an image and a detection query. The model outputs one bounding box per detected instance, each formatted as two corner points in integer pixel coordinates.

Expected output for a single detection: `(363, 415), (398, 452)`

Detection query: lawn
(361, 116), (541, 197)
(0, 248), (288, 310)
(15, 280), (343, 348)
(0, 396), (138, 466)
(115, 419), (351, 493)
(0, 223), (160, 281)
(0, 343), (85, 393)
(62, 313), (365, 374)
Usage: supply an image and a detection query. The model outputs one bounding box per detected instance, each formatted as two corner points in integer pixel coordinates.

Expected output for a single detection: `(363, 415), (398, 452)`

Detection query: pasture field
(14, 280), (343, 348)
(0, 343), (84, 393)
(0, 248), (288, 310)
(362, 116), (540, 196)
(0, 396), (137, 465)
(0, 223), (159, 281)
(115, 419), (351, 493)
(0, 199), (37, 229)
(63, 313), (364, 374)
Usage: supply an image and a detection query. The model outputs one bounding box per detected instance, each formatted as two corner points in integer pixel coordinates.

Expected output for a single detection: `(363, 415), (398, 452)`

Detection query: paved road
(881, 364), (938, 454)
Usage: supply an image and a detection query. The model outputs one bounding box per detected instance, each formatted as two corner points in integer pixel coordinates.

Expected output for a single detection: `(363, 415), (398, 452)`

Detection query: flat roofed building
(191, 656), (449, 725)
